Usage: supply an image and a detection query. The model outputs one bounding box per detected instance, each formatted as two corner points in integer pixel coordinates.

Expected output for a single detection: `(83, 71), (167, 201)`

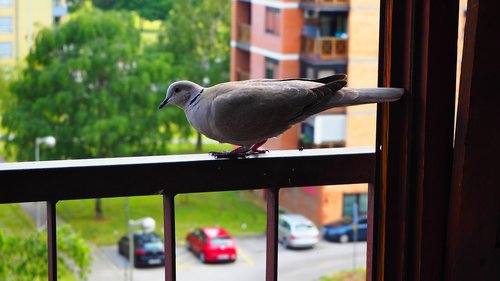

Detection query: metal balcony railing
(0, 147), (375, 281)
(301, 35), (348, 60)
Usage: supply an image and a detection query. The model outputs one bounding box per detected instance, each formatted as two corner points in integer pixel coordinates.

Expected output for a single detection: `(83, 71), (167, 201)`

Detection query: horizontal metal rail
(0, 147), (374, 203)
(0, 147), (375, 281)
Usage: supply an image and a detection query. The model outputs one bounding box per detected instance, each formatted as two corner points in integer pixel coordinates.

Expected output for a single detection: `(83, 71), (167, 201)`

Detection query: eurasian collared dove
(158, 74), (403, 158)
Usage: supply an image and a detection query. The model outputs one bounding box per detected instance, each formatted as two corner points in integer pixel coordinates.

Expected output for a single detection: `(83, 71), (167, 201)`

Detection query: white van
(278, 214), (319, 248)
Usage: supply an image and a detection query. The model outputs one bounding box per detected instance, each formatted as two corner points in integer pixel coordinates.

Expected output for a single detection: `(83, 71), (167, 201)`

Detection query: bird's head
(158, 81), (204, 110)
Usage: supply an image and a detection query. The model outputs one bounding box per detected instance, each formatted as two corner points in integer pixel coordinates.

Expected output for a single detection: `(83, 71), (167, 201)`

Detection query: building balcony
(301, 35), (348, 61)
(237, 23), (251, 45)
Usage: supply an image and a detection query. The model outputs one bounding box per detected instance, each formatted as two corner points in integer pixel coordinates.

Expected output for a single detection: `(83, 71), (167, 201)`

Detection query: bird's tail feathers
(323, 78), (347, 94)
(281, 74), (347, 85)
(314, 74), (347, 85)
(332, 87), (404, 106)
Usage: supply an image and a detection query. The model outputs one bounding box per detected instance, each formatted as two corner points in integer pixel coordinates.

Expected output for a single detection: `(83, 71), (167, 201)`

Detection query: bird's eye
(174, 87), (180, 93)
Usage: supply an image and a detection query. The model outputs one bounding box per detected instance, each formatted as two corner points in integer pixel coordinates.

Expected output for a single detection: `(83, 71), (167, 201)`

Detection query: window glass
(0, 17), (12, 33)
(0, 42), (12, 58)
(265, 57), (279, 79)
(294, 223), (314, 232)
(143, 241), (164, 251)
(0, 0), (12, 7)
(319, 12), (348, 38)
(343, 194), (357, 217)
(265, 7), (280, 35)
(343, 193), (369, 217)
(359, 193), (368, 215)
(211, 237), (232, 245)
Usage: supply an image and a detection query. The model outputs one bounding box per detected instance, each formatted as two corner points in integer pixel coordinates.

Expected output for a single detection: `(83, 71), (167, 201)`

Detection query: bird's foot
(249, 149), (269, 155)
(209, 146), (269, 159)
(209, 151), (247, 159)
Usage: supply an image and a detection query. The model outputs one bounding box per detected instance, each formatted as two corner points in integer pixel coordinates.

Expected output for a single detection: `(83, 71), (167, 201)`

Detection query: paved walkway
(19, 202), (65, 229)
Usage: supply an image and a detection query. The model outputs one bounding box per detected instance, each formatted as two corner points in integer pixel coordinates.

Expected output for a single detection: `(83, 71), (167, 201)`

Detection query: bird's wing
(217, 74), (347, 86)
(207, 79), (340, 143)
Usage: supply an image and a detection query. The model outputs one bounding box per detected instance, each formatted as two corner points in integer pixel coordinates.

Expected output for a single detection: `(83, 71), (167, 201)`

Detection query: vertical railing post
(163, 193), (176, 281)
(47, 200), (57, 281)
(265, 187), (279, 281)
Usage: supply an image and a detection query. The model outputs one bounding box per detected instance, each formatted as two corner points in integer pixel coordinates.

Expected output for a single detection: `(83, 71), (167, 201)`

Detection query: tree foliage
(0, 67), (11, 113)
(2, 8), (188, 161)
(0, 226), (93, 281)
(68, 0), (174, 21)
(155, 0), (231, 86)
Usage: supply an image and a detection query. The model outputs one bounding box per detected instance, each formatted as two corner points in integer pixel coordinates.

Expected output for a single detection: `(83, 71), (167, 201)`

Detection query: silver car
(278, 214), (319, 248)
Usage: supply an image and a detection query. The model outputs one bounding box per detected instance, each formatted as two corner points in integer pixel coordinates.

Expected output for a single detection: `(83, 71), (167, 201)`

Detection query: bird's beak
(158, 97), (170, 109)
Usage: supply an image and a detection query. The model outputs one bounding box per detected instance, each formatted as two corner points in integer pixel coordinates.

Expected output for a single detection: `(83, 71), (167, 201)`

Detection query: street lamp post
(35, 136), (56, 229)
(35, 136), (56, 161)
(127, 217), (156, 281)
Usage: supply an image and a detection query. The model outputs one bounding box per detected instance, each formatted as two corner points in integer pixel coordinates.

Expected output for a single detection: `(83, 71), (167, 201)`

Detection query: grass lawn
(165, 140), (232, 155)
(57, 190), (267, 245)
(319, 268), (366, 281)
(0, 203), (35, 236)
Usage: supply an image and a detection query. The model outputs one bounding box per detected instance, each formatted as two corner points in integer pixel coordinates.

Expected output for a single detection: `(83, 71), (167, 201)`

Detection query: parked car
(185, 227), (237, 263)
(322, 215), (368, 243)
(278, 214), (320, 248)
(118, 232), (165, 267)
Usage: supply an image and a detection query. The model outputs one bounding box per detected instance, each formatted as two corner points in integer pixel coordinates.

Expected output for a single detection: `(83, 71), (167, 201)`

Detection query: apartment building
(0, 0), (67, 64)
(230, 0), (466, 225)
(230, 0), (379, 225)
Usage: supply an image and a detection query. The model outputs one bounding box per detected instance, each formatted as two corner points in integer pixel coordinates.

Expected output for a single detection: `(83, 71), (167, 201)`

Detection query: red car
(185, 227), (237, 263)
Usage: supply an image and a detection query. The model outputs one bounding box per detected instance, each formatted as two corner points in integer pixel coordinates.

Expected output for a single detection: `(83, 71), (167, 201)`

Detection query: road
(89, 236), (366, 281)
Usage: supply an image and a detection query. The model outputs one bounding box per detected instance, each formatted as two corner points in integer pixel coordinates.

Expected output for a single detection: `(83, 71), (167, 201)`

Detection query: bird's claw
(250, 149), (269, 155)
(208, 149), (269, 159)
(208, 151), (245, 159)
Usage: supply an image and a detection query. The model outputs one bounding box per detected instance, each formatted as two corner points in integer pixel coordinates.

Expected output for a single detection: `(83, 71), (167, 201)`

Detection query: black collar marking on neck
(189, 88), (204, 106)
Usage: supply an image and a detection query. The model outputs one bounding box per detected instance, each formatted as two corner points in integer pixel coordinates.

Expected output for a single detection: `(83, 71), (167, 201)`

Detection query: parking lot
(89, 236), (367, 281)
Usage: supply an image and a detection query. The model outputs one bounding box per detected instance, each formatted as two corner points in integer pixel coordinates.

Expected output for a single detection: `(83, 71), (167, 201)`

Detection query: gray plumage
(158, 74), (403, 155)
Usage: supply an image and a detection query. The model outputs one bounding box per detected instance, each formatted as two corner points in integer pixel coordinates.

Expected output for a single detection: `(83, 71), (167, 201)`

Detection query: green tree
(2, 8), (185, 161)
(0, 66), (13, 158)
(1, 8), (189, 217)
(0, 67), (10, 113)
(157, 0), (230, 84)
(68, 0), (174, 21)
(0, 226), (93, 281)
(155, 0), (231, 150)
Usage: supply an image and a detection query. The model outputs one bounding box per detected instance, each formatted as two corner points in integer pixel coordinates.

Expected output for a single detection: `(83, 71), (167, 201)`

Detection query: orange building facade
(230, 0), (466, 226)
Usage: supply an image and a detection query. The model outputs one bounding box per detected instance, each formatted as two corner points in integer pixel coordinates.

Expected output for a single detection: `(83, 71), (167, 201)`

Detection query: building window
(265, 57), (279, 79)
(0, 42), (12, 58)
(0, 0), (12, 8)
(300, 114), (346, 148)
(342, 193), (368, 218)
(300, 64), (347, 80)
(319, 12), (348, 38)
(0, 17), (12, 33)
(265, 7), (280, 35)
